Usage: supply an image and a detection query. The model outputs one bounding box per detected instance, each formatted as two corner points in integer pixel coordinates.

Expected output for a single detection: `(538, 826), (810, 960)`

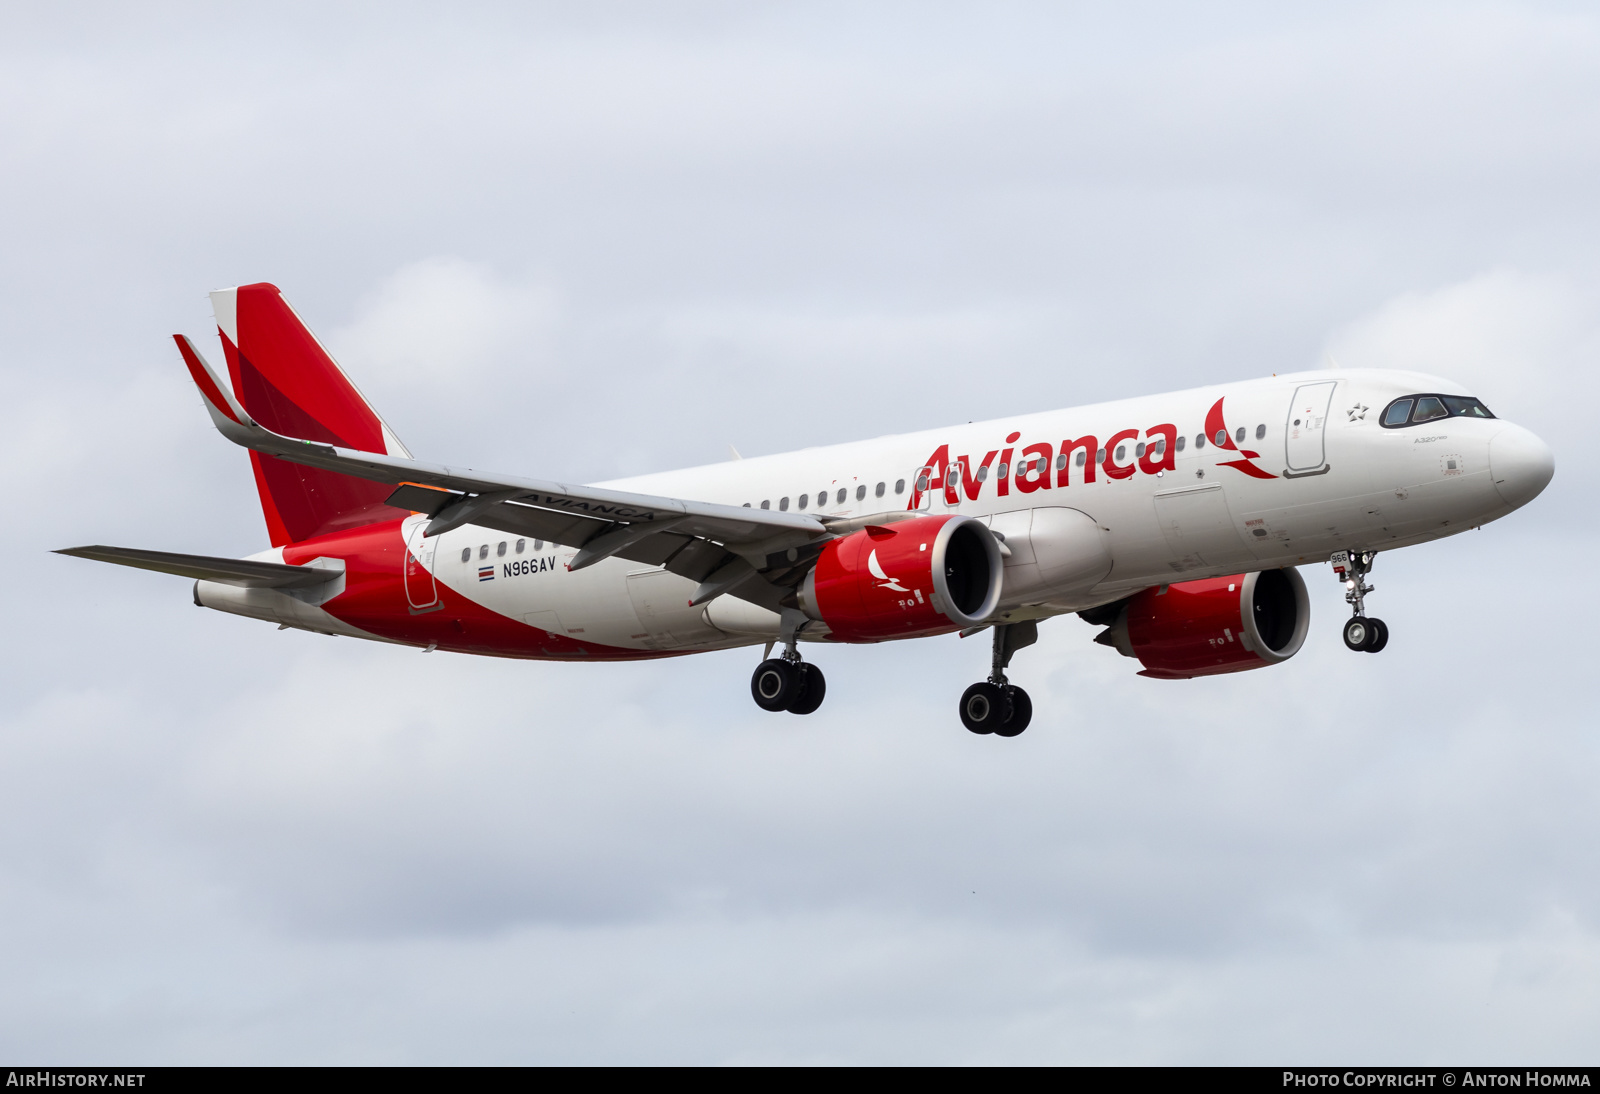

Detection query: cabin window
(834, 488), (844, 504)
(1255, 424), (1266, 440)
(496, 541), (507, 557)
(760, 499), (770, 509)
(1115, 445), (1126, 462)
(1075, 450), (1086, 467)
(1095, 449), (1105, 464)
(1154, 438), (1166, 456)
(1176, 435), (1186, 452)
(461, 548), (471, 563)
(894, 479), (905, 495)
(876, 482), (887, 497)
(815, 491), (826, 507)
(996, 463), (1008, 479)
(1135, 442), (1146, 458)
(1195, 433), (1206, 449)
(534, 540), (544, 550)
(742, 502), (751, 508)
(515, 539), (525, 553)
(798, 493), (808, 510)
(915, 474), (930, 492)
(856, 485), (866, 500)
(1234, 427), (1245, 444)
(1054, 454), (1066, 470)
(1214, 430), (1227, 446)
(479, 544), (489, 560)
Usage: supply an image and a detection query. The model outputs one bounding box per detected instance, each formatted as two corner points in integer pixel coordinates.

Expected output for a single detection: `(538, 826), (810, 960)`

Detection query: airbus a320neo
(59, 283), (1554, 735)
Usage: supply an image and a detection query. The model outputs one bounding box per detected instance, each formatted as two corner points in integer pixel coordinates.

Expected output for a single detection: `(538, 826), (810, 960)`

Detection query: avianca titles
(58, 283), (1555, 736)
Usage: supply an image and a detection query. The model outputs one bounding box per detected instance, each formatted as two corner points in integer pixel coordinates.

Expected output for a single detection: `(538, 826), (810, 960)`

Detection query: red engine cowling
(798, 514), (1004, 642)
(1095, 568), (1310, 679)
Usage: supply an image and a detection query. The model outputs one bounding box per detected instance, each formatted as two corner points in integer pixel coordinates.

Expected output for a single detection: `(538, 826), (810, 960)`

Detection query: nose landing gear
(1332, 550), (1388, 653)
(959, 621), (1036, 737)
(751, 608), (827, 715)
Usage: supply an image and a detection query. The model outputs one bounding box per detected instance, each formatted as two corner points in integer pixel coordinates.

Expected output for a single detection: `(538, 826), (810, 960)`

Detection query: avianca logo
(867, 548), (908, 592)
(910, 397), (1275, 507)
(1204, 398), (1275, 480)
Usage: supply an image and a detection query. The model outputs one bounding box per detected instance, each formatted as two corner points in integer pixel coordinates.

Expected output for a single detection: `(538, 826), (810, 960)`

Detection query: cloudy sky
(3, 1), (1597, 1063)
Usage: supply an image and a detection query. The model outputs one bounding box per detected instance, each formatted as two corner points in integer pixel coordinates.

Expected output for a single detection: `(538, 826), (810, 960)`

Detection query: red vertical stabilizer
(208, 283), (412, 546)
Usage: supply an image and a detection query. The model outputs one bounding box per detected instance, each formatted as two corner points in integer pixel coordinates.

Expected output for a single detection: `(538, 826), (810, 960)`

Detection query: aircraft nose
(1489, 424), (1555, 510)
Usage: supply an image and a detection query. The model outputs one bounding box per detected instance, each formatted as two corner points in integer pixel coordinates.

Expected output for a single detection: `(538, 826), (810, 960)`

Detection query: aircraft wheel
(1365, 618), (1389, 653)
(786, 663), (827, 715)
(1343, 616), (1373, 652)
(751, 659), (802, 712)
(959, 682), (1005, 734)
(995, 686), (1032, 737)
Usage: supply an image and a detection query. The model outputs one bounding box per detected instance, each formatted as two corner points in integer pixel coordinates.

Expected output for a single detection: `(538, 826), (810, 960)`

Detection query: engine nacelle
(1095, 568), (1310, 679)
(798, 515), (1004, 642)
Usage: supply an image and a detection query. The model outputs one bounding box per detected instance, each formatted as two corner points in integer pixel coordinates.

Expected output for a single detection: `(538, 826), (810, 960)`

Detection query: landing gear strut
(751, 608), (827, 715)
(959, 621), (1036, 737)
(1332, 550), (1388, 653)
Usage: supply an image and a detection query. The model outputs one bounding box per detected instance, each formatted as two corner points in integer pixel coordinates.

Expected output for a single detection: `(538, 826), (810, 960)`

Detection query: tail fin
(208, 282), (412, 546)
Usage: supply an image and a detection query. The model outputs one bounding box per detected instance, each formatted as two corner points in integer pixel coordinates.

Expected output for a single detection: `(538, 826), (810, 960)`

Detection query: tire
(994, 686), (1032, 737)
(786, 663), (827, 715)
(1365, 618), (1389, 653)
(959, 682), (1005, 734)
(1343, 616), (1372, 652)
(751, 659), (801, 712)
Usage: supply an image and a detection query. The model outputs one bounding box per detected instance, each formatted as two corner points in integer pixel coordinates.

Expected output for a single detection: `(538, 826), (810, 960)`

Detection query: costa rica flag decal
(478, 565), (495, 582)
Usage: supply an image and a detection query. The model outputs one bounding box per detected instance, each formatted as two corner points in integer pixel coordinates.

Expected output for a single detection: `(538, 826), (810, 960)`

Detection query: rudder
(211, 282), (412, 546)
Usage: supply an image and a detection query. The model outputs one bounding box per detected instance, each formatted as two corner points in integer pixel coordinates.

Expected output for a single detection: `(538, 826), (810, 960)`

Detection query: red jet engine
(1092, 568), (1310, 679)
(798, 515), (1004, 642)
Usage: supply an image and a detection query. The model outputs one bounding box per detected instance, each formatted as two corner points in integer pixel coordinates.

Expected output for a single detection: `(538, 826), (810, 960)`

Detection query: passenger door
(1285, 380), (1337, 473)
(403, 517), (441, 613)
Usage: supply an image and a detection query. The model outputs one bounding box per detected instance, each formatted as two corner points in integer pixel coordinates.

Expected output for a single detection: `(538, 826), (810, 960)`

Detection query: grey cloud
(2, 0), (1596, 1063)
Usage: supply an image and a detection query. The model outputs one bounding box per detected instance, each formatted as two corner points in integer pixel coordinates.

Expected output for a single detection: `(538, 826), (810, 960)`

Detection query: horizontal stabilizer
(55, 545), (340, 589)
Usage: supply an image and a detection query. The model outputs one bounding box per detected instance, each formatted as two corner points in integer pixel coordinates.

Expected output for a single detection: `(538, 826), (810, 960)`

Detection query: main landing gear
(1332, 549), (1389, 653)
(751, 609), (826, 716)
(960, 620), (1036, 737)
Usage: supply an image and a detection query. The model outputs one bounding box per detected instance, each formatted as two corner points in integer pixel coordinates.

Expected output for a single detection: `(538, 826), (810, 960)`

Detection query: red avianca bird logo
(1206, 398), (1276, 479)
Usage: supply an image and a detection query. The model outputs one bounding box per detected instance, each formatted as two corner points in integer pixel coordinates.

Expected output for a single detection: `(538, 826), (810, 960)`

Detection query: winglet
(173, 334), (251, 428)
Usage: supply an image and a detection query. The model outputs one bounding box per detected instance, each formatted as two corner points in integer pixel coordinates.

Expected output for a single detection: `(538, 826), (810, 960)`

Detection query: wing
(55, 545), (340, 589)
(174, 335), (833, 610)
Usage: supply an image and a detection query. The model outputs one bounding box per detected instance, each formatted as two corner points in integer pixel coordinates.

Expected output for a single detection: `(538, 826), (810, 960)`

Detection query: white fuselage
(226, 368), (1550, 654)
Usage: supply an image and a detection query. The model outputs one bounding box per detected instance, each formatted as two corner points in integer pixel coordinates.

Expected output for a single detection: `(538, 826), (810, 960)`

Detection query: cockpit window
(1442, 395), (1494, 419)
(1412, 396), (1447, 422)
(1379, 393), (1496, 429)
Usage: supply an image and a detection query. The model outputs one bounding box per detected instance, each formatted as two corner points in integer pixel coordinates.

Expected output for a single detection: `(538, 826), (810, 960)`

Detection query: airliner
(58, 283), (1555, 736)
